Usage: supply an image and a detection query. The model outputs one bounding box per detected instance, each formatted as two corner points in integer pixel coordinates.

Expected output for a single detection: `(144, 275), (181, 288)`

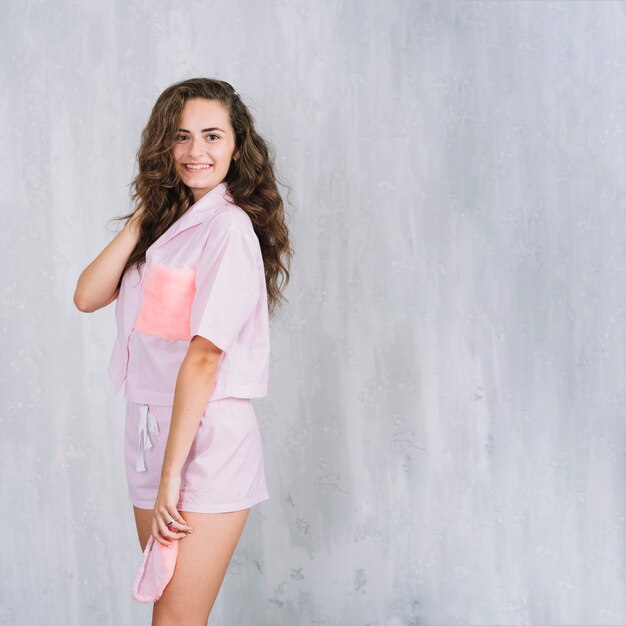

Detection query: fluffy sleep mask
(131, 534), (179, 603)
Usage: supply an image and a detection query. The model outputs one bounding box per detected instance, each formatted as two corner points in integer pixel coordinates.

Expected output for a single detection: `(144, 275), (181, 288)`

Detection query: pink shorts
(124, 397), (269, 513)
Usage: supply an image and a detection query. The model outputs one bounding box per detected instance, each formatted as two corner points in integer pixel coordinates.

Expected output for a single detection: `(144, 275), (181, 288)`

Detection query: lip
(182, 163), (213, 173)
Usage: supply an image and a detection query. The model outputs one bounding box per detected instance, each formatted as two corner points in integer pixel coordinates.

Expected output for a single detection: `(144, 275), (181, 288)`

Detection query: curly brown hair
(112, 77), (293, 316)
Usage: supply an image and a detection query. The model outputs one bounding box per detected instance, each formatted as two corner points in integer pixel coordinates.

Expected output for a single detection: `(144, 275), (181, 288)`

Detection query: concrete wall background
(1, 1), (625, 624)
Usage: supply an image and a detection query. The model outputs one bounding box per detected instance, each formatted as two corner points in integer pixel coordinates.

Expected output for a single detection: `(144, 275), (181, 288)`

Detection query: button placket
(124, 257), (152, 390)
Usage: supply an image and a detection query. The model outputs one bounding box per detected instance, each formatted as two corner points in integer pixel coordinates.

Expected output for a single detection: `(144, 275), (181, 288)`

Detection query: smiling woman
(74, 77), (293, 623)
(173, 98), (240, 202)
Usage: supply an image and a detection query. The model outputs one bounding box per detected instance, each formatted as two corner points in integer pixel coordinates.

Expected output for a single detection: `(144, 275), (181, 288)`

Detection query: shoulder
(195, 202), (262, 263)
(205, 202), (258, 244)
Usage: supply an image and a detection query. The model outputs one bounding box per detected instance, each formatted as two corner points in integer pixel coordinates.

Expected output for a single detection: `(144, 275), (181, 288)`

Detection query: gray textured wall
(1, 1), (625, 624)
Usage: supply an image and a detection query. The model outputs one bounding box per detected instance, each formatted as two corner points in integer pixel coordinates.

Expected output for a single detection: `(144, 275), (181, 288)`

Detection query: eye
(174, 132), (220, 142)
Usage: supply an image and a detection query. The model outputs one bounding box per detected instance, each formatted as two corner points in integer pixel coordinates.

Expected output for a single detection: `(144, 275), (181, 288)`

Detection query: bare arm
(73, 209), (143, 313)
(160, 336), (224, 479)
(149, 336), (224, 543)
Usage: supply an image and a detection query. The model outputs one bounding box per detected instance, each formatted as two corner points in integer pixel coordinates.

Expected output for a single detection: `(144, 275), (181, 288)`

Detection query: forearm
(161, 353), (220, 478)
(74, 211), (142, 312)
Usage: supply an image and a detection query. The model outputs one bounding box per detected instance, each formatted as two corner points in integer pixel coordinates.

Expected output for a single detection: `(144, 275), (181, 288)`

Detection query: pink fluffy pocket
(135, 263), (197, 340)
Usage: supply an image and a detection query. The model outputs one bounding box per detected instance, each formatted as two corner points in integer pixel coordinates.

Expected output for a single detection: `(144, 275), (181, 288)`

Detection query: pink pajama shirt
(107, 181), (270, 512)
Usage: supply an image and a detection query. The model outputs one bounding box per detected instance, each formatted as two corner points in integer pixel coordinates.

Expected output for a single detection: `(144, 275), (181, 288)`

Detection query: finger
(156, 514), (183, 541)
(156, 508), (187, 540)
(159, 505), (193, 533)
(169, 508), (194, 533)
(151, 516), (170, 547)
(161, 507), (191, 538)
(153, 509), (180, 543)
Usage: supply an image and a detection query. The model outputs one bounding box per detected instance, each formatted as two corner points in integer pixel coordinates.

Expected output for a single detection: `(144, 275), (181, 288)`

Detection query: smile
(183, 164), (213, 171)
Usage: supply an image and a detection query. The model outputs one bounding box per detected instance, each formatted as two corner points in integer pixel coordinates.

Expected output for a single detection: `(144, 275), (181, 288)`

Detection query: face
(172, 98), (239, 202)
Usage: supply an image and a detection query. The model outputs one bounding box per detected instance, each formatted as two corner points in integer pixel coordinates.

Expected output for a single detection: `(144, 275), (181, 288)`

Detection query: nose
(187, 136), (207, 158)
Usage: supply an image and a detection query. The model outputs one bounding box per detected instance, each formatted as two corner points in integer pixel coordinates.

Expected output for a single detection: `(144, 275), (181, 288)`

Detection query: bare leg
(131, 505), (251, 625)
(132, 505), (154, 551)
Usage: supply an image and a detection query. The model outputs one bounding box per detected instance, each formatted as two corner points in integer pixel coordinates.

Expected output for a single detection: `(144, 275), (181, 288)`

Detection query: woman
(74, 77), (292, 623)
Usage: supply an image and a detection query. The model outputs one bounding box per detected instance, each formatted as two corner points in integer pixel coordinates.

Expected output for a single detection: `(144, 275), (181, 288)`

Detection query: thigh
(152, 508), (251, 626)
(132, 505), (154, 552)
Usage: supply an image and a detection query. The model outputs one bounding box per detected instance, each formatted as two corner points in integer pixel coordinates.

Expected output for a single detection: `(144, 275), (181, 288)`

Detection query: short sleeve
(189, 225), (261, 352)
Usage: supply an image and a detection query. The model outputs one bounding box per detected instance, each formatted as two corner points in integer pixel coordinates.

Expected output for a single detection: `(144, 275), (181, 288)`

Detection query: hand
(151, 473), (194, 546)
(126, 206), (145, 240)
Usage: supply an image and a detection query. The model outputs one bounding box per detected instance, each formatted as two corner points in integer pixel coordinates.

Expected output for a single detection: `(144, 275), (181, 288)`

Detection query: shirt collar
(146, 181), (232, 256)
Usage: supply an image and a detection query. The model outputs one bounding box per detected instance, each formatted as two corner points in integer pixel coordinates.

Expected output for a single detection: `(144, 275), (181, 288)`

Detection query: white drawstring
(136, 404), (159, 472)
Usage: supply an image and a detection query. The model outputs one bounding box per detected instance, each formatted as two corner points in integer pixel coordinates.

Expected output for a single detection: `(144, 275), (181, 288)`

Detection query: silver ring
(166, 519), (174, 526)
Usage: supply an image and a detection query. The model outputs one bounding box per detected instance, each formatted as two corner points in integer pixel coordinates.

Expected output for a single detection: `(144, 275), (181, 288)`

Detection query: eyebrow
(177, 127), (225, 133)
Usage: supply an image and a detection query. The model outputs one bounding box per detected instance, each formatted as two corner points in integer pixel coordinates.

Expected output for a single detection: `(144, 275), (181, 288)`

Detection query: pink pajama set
(107, 181), (270, 513)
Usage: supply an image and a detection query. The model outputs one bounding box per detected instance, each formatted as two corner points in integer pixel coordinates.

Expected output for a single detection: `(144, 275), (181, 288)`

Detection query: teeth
(185, 164), (212, 170)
